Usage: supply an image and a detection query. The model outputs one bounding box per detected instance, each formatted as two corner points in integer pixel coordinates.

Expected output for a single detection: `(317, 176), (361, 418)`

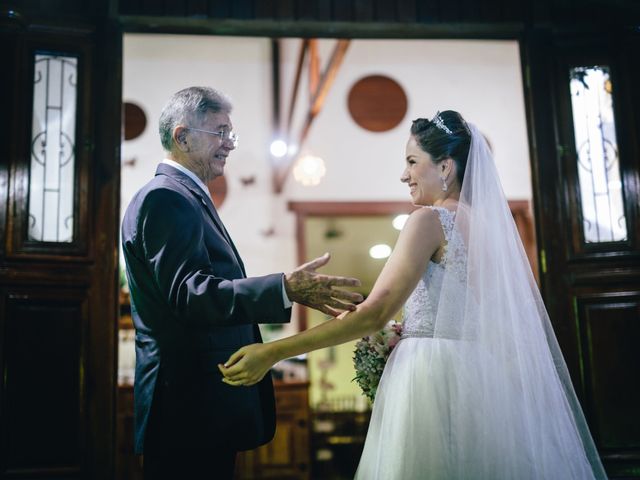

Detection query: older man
(121, 86), (362, 479)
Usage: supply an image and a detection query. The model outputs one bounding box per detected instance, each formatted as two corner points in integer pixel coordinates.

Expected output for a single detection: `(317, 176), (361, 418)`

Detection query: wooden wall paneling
(0, 24), (19, 261)
(296, 0), (316, 21)
(118, 0), (140, 16)
(616, 32), (640, 253)
(139, 0), (164, 17)
(2, 288), (88, 477)
(353, 0), (374, 22)
(116, 385), (142, 479)
(530, 0), (552, 24)
(313, 0), (331, 21)
(1, 0), (98, 16)
(374, 0), (396, 22)
(456, 0), (481, 23)
(88, 19), (121, 477)
(275, 0), (296, 21)
(416, 0), (439, 23)
(438, 0), (460, 23)
(112, 0), (640, 25)
(186, 0), (208, 17)
(396, 0), (417, 22)
(0, 289), (5, 459)
(230, 0), (254, 19)
(575, 291), (640, 456)
(477, 0), (503, 24)
(235, 382), (310, 479)
(501, 0), (526, 23)
(520, 27), (567, 317)
(254, 0), (276, 20)
(331, 0), (352, 22)
(165, 0), (187, 17)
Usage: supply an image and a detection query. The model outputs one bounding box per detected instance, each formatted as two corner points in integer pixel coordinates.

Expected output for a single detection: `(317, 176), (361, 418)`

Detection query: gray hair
(159, 86), (233, 151)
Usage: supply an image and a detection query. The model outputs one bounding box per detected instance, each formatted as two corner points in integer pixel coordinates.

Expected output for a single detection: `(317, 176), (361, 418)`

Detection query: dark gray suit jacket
(121, 163), (291, 454)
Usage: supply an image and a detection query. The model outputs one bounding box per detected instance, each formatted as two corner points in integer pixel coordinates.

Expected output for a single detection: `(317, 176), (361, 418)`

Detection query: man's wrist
(282, 273), (293, 308)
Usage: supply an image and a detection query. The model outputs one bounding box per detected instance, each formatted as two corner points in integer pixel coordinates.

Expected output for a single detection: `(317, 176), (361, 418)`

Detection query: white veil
(431, 123), (607, 479)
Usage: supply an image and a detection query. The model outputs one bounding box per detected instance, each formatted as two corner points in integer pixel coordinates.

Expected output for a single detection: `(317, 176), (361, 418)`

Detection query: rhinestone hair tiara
(431, 111), (453, 135)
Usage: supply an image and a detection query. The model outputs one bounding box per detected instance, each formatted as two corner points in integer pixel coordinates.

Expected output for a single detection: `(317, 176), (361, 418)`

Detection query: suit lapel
(199, 194), (247, 277)
(156, 164), (247, 277)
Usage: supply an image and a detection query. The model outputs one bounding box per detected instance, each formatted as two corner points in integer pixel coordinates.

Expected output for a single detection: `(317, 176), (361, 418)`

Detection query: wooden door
(523, 29), (640, 478)
(0, 15), (121, 479)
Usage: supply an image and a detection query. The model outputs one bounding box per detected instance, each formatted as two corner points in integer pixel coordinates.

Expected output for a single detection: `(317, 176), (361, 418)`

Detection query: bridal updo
(410, 110), (471, 186)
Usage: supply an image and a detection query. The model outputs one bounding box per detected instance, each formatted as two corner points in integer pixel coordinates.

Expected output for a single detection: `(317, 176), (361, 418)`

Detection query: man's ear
(173, 126), (189, 152)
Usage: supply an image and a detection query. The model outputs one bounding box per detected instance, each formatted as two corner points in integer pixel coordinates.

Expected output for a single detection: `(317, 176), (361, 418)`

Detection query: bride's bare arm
(219, 207), (445, 386)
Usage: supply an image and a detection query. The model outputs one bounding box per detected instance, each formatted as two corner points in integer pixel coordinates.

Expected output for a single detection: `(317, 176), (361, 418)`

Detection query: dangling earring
(441, 176), (448, 192)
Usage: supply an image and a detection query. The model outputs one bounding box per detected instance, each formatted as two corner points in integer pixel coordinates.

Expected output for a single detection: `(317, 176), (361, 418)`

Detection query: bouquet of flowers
(353, 320), (403, 402)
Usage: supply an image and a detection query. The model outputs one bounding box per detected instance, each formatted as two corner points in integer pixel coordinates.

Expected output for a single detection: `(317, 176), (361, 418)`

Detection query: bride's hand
(218, 343), (278, 387)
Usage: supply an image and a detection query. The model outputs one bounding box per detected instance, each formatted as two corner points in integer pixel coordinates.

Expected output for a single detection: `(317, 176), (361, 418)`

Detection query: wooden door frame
(288, 201), (416, 330)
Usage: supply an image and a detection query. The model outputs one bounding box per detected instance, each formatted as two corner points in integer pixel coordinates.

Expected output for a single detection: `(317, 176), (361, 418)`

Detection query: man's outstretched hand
(285, 253), (363, 317)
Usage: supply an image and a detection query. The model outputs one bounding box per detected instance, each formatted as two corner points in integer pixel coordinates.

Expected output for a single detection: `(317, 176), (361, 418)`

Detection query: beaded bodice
(402, 206), (466, 338)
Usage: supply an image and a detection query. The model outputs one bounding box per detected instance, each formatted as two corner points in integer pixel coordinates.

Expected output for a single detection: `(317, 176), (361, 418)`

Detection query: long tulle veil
(431, 123), (607, 479)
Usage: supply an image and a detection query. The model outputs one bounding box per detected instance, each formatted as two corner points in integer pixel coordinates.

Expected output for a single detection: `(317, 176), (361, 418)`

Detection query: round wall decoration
(207, 175), (227, 209)
(123, 102), (147, 140)
(347, 75), (408, 132)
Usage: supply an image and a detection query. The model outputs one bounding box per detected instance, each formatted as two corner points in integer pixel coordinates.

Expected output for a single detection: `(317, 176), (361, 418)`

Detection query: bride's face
(401, 135), (444, 206)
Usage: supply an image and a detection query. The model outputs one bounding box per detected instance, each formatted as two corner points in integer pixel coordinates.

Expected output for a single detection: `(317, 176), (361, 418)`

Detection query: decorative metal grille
(569, 65), (627, 243)
(28, 53), (77, 243)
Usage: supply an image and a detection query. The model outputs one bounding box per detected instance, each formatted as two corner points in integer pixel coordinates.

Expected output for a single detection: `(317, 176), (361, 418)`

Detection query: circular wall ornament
(207, 175), (227, 208)
(347, 75), (408, 132)
(123, 102), (147, 140)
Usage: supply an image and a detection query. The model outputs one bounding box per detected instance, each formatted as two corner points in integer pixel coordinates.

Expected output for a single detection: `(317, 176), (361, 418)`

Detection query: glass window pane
(569, 65), (627, 243)
(28, 53), (77, 243)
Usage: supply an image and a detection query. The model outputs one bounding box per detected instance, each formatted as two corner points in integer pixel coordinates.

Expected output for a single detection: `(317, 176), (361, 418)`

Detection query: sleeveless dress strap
(423, 206), (456, 243)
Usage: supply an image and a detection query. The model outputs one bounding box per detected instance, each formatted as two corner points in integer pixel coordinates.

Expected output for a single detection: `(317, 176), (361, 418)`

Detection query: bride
(219, 111), (607, 479)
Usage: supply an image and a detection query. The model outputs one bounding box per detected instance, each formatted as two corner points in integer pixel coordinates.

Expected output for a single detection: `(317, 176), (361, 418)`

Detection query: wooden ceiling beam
(308, 39), (320, 99)
(273, 39), (350, 193)
(286, 39), (308, 135)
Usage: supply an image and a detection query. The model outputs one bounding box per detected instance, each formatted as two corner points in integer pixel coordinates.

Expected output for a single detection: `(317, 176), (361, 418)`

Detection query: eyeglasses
(186, 127), (239, 148)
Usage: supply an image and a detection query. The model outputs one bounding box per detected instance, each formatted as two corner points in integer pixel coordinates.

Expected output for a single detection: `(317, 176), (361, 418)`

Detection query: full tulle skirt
(354, 337), (600, 480)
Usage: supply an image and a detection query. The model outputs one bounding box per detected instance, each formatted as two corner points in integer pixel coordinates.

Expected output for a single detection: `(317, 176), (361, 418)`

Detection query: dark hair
(410, 110), (470, 185)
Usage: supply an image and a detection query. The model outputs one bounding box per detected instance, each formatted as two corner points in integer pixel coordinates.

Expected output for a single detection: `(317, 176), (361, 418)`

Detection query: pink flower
(353, 320), (403, 402)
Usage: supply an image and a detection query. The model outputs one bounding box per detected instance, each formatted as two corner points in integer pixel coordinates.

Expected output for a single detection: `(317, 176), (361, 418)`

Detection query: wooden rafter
(308, 39), (320, 98)
(273, 39), (350, 193)
(271, 38), (281, 135)
(286, 39), (308, 134)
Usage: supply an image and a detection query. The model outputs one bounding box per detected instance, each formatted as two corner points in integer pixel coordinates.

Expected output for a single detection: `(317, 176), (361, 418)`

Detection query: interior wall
(280, 38), (531, 201)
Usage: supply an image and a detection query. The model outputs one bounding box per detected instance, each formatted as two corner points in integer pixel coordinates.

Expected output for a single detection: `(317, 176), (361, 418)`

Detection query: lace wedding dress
(355, 206), (470, 479)
(354, 201), (606, 479)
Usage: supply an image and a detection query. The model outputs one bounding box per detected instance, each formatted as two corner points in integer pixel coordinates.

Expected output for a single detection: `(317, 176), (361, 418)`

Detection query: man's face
(186, 111), (236, 182)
